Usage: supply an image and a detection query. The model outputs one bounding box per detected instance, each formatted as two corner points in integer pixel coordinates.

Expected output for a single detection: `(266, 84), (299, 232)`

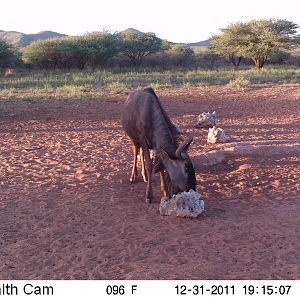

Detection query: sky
(1, 0), (299, 43)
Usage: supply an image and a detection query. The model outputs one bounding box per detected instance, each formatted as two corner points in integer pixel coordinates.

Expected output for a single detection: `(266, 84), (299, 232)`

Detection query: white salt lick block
(159, 190), (204, 218)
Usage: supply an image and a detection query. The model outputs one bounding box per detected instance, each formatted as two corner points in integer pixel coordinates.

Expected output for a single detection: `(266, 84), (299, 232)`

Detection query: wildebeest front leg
(159, 170), (170, 198)
(130, 141), (138, 183)
(140, 141), (153, 203)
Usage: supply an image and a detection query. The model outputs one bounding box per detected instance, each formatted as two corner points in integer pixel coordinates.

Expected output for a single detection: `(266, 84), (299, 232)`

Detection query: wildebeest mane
(143, 87), (158, 99)
(143, 87), (180, 158)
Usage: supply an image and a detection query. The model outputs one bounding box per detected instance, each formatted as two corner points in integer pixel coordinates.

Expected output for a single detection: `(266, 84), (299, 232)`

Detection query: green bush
(22, 32), (120, 69)
(269, 51), (291, 64)
(118, 31), (162, 66)
(0, 39), (20, 69)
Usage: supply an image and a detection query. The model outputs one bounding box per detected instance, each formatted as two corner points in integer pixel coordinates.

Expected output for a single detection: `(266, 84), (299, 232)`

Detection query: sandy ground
(0, 84), (299, 280)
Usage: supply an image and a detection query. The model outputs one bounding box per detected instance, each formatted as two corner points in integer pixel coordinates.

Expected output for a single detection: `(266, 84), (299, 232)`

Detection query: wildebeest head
(153, 137), (196, 195)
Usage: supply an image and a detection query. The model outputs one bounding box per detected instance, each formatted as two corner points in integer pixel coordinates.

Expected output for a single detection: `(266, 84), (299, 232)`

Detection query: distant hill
(0, 28), (210, 48)
(119, 28), (145, 36)
(120, 28), (210, 47)
(187, 40), (210, 47)
(0, 30), (68, 47)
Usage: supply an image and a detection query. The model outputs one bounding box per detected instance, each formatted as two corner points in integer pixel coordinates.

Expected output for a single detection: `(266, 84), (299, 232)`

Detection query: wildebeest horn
(175, 137), (193, 159)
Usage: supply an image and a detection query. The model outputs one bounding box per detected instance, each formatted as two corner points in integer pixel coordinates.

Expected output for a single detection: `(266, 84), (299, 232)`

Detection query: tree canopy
(210, 19), (299, 69)
(22, 31), (163, 68)
(0, 39), (20, 69)
(119, 32), (162, 66)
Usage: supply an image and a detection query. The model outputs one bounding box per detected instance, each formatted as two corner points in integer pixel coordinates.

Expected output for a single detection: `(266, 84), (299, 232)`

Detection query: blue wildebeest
(121, 87), (196, 203)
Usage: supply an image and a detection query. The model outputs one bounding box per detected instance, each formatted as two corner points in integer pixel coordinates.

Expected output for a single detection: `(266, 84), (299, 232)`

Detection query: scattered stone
(159, 190), (204, 218)
(195, 139), (300, 167)
(237, 164), (252, 171)
(195, 150), (228, 166)
(196, 111), (217, 128)
(183, 114), (196, 118)
(207, 126), (230, 144)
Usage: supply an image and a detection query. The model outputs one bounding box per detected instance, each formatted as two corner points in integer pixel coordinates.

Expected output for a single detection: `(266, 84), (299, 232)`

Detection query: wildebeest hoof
(130, 176), (137, 183)
(146, 198), (153, 204)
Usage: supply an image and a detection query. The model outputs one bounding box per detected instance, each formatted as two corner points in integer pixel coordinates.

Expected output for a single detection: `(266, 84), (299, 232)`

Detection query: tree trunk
(229, 54), (237, 68)
(252, 57), (264, 69)
(236, 56), (242, 68)
(129, 56), (138, 66)
(229, 55), (242, 69)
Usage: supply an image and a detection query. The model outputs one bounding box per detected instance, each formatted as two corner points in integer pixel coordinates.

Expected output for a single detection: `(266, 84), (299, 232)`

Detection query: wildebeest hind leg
(130, 140), (139, 183)
(140, 148), (148, 182)
(140, 140), (153, 203)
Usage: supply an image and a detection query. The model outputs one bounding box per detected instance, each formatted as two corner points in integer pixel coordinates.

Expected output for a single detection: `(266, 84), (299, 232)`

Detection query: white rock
(197, 111), (217, 128)
(207, 126), (230, 144)
(159, 190), (204, 218)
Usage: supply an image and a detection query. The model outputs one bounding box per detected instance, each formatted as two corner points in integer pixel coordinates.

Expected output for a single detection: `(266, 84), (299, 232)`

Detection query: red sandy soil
(0, 84), (299, 280)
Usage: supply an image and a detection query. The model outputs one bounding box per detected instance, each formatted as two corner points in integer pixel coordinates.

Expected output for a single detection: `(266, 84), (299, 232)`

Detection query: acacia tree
(119, 32), (162, 66)
(0, 39), (20, 69)
(210, 22), (245, 68)
(245, 19), (299, 69)
(210, 19), (299, 69)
